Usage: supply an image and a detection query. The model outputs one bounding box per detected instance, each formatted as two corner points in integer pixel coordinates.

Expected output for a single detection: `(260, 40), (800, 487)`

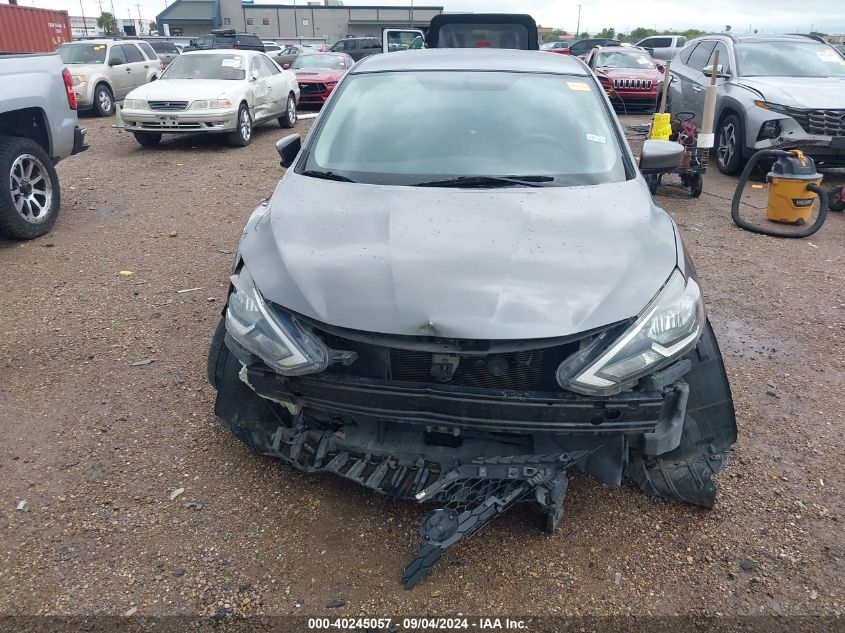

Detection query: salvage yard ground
(1, 113), (843, 618)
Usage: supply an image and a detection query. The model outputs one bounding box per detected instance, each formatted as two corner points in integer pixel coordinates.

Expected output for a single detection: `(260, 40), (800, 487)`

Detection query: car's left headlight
(123, 99), (148, 109)
(190, 99), (232, 110)
(558, 269), (704, 395)
(226, 265), (329, 376)
(72, 74), (86, 86)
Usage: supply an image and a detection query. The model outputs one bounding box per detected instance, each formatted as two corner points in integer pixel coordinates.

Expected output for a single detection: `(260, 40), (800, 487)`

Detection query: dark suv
(329, 37), (382, 61)
(184, 29), (264, 53)
(567, 38), (621, 57)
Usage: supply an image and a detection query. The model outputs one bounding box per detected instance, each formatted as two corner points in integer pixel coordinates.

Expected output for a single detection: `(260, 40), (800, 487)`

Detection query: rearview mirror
(639, 140), (684, 174)
(276, 134), (301, 168)
(282, 63), (290, 70)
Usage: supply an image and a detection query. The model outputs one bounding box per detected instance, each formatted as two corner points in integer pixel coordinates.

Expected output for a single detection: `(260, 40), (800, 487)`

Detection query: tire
(278, 93), (297, 129)
(828, 186), (845, 212)
(645, 173), (660, 195)
(690, 173), (703, 198)
(228, 104), (252, 147)
(207, 316), (228, 389)
(0, 135), (60, 239)
(716, 113), (745, 175)
(93, 83), (115, 117)
(133, 132), (161, 147)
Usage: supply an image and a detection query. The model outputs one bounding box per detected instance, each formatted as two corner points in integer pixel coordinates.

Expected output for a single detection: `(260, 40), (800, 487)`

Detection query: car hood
(736, 76), (845, 108)
(239, 174), (679, 340)
(127, 78), (240, 100)
(65, 63), (106, 76)
(295, 68), (345, 82)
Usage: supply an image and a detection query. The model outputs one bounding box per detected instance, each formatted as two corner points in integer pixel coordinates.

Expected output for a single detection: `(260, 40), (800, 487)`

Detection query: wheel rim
(98, 88), (112, 113)
(10, 154), (53, 225)
(718, 122), (736, 167)
(239, 108), (251, 141)
(288, 96), (296, 126)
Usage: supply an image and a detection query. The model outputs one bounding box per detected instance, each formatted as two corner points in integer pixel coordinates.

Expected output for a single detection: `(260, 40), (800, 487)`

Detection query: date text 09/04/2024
(307, 617), (528, 630)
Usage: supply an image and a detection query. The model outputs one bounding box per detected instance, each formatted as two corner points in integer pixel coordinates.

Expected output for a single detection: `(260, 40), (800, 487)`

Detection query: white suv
(56, 40), (163, 116)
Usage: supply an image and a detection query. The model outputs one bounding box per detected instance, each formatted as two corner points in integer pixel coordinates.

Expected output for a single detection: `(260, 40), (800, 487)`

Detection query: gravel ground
(0, 112), (843, 621)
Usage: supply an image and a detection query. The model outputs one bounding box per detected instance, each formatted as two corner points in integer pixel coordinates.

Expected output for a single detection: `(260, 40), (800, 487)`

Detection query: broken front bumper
(212, 319), (736, 588)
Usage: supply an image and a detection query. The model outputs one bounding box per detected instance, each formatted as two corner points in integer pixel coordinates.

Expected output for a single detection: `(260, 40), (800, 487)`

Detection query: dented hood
(239, 173), (678, 340)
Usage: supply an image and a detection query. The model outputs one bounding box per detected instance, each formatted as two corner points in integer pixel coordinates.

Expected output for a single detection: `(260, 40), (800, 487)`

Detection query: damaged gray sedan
(207, 49), (737, 588)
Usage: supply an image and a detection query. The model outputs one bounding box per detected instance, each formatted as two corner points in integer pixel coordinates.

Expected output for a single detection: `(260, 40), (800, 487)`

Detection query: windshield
(737, 41), (845, 77)
(302, 71), (626, 186)
(56, 43), (107, 64)
(436, 23), (529, 49)
(595, 50), (655, 69)
(161, 54), (246, 80)
(293, 55), (347, 69)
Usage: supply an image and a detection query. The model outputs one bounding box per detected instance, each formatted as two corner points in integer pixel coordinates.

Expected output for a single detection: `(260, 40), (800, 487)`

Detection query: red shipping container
(0, 4), (72, 53)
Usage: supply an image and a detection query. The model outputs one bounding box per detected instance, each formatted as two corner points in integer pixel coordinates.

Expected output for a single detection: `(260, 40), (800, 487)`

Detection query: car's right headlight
(123, 99), (148, 109)
(557, 269), (704, 395)
(72, 74), (86, 86)
(226, 265), (329, 376)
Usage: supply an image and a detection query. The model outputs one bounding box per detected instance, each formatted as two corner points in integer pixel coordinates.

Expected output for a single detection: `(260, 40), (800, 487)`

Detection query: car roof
(691, 33), (826, 44)
(63, 39), (122, 45)
(352, 49), (588, 75)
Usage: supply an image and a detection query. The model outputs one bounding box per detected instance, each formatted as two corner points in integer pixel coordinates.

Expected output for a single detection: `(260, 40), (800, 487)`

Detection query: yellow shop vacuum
(732, 149), (829, 238)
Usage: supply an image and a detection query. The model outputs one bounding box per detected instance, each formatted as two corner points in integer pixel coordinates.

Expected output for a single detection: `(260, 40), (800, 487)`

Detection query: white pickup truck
(635, 35), (687, 61)
(0, 52), (87, 239)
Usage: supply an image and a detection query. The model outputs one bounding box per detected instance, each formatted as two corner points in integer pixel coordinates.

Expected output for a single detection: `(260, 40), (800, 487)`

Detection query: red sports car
(587, 47), (665, 111)
(288, 53), (354, 106)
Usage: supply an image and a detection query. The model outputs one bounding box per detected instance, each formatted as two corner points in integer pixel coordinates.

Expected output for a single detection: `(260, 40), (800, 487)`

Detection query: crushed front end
(209, 266), (737, 588)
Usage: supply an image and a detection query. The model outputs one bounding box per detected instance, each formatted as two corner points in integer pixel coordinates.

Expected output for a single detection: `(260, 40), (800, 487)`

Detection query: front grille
(784, 107), (845, 136)
(613, 78), (653, 90)
(148, 100), (188, 111)
(299, 82), (327, 94)
(389, 349), (546, 391)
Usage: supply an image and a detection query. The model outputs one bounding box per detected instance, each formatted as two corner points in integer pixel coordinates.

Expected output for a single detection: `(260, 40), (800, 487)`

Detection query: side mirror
(282, 63), (290, 70)
(703, 64), (728, 78)
(276, 134), (301, 168)
(639, 140), (684, 174)
(656, 63), (666, 73)
(109, 59), (122, 66)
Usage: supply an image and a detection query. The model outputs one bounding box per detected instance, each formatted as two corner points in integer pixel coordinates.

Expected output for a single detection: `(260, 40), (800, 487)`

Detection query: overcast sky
(34, 0), (845, 34)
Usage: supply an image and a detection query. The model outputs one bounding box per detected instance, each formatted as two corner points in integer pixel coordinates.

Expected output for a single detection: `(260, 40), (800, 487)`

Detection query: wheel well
(716, 107), (741, 131)
(95, 80), (113, 96)
(0, 108), (51, 156)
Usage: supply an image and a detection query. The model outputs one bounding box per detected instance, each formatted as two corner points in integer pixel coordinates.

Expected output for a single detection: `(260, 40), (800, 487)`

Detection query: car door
(106, 44), (133, 98)
(248, 56), (271, 120)
(122, 44), (150, 89)
(682, 40), (718, 116)
(257, 54), (285, 115)
(277, 46), (301, 68)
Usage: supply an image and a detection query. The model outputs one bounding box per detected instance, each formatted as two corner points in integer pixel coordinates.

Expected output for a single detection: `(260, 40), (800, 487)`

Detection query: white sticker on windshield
(221, 57), (242, 68)
(586, 133), (607, 144)
(637, 58), (650, 64)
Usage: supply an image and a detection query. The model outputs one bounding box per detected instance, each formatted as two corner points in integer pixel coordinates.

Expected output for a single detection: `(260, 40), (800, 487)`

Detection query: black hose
(731, 149), (829, 238)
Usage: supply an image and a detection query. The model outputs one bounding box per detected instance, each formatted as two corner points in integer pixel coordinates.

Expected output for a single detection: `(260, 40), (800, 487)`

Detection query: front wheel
(0, 135), (60, 239)
(279, 93), (297, 129)
(228, 104), (252, 147)
(716, 114), (745, 175)
(690, 173), (703, 198)
(828, 186), (845, 212)
(93, 83), (115, 117)
(133, 132), (161, 147)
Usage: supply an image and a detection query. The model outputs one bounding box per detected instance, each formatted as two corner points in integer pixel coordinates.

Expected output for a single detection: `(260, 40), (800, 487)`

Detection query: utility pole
(79, 0), (89, 35)
(293, 0), (298, 38)
(410, 0), (414, 27)
(136, 0), (143, 34)
(110, 0), (117, 35)
(575, 4), (582, 36)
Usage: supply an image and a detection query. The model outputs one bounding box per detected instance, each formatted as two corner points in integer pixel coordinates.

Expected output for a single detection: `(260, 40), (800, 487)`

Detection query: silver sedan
(121, 50), (300, 147)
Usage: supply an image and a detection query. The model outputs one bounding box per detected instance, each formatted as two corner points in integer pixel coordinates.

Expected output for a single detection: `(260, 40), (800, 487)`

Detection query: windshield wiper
(301, 170), (356, 183)
(414, 175), (555, 188)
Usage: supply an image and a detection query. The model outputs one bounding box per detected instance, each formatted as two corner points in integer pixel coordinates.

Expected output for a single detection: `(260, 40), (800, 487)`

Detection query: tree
(541, 28), (570, 43)
(97, 12), (118, 35)
(627, 27), (658, 43)
(579, 31), (590, 39)
(148, 21), (157, 34)
(724, 25), (732, 32)
(597, 27), (615, 39)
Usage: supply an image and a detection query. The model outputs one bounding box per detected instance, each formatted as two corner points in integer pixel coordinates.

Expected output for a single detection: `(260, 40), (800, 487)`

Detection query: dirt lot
(1, 112), (843, 623)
